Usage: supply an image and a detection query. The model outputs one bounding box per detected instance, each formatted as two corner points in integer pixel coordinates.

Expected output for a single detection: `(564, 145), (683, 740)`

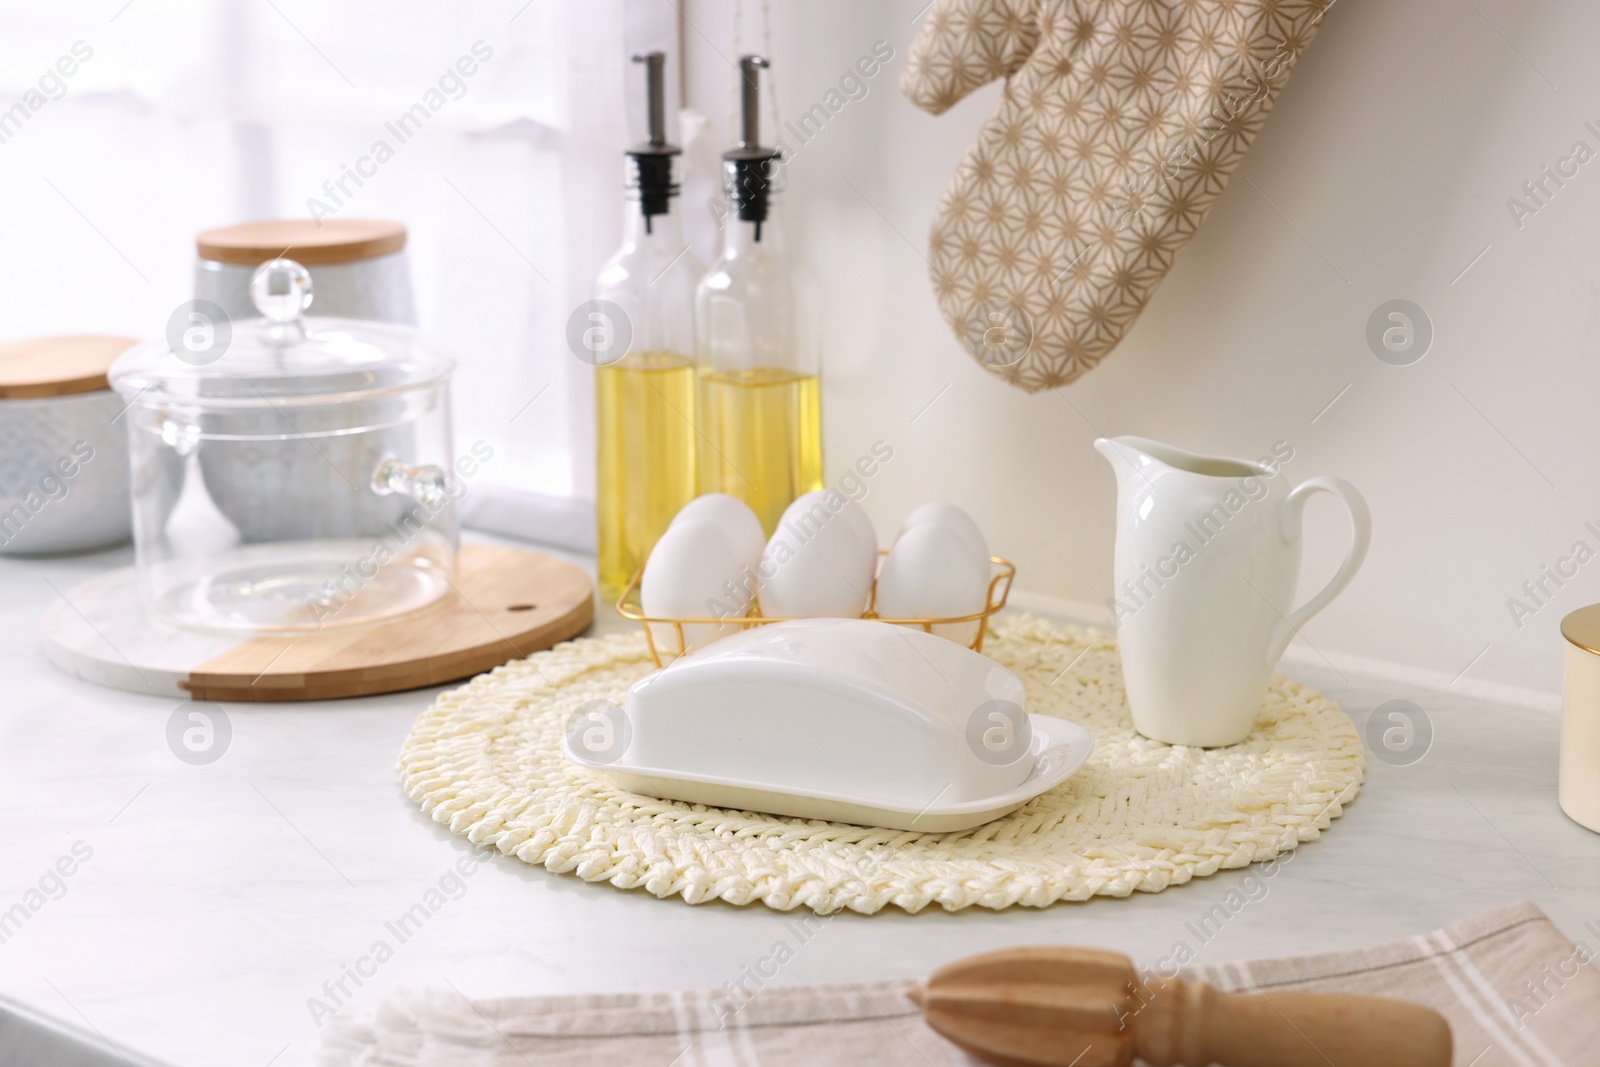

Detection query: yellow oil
(596, 350), (699, 602)
(696, 367), (823, 536)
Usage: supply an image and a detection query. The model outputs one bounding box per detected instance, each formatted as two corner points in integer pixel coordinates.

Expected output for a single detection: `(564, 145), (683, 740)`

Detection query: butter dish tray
(566, 716), (1093, 832)
(562, 619), (1095, 832)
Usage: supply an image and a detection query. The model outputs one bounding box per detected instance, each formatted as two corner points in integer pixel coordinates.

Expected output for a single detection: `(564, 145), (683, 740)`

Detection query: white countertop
(2, 537), (1596, 1067)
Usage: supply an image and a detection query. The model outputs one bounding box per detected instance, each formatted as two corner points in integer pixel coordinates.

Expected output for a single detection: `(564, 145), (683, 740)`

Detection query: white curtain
(0, 0), (681, 546)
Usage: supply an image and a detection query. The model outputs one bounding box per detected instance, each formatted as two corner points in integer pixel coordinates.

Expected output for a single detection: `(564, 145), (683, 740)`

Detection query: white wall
(683, 0), (1598, 700)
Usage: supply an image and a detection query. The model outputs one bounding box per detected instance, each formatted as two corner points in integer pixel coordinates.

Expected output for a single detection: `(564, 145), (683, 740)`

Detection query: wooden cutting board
(43, 544), (593, 702)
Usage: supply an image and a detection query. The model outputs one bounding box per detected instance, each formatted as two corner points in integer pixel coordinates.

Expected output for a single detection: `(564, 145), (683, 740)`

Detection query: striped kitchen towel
(1184, 899), (1599, 1067)
(318, 900), (1599, 1066)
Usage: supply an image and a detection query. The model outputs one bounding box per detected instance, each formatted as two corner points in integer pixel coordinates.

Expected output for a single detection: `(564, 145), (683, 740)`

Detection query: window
(0, 0), (681, 549)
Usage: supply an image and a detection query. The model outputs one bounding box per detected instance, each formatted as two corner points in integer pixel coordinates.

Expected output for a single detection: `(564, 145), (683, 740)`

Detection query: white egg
(641, 519), (747, 656)
(777, 490), (878, 559)
(670, 494), (765, 573)
(758, 491), (876, 618)
(874, 521), (990, 645)
(836, 498), (878, 560)
(900, 502), (989, 565)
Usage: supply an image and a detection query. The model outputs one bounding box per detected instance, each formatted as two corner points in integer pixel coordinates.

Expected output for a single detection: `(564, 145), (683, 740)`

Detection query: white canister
(1560, 606), (1600, 832)
(0, 336), (136, 555)
(195, 218), (416, 325)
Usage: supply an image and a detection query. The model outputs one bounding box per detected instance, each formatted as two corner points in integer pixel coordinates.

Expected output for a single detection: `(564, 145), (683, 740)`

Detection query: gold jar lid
(1561, 604), (1600, 656)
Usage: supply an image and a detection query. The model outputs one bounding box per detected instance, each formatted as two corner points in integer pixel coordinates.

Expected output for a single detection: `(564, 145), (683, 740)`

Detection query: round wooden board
(43, 543), (593, 702)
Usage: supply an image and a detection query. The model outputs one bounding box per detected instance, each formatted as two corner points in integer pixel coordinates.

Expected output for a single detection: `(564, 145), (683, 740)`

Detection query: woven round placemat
(398, 614), (1365, 914)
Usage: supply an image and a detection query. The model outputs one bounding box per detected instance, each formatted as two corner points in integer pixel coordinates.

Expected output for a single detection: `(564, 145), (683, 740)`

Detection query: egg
(670, 494), (765, 574)
(641, 519), (747, 656)
(836, 497), (879, 560)
(900, 502), (989, 565)
(757, 491), (876, 618)
(874, 521), (990, 645)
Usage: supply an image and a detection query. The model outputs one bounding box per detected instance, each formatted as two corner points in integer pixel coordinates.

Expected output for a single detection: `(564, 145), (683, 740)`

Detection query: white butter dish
(563, 619), (1094, 832)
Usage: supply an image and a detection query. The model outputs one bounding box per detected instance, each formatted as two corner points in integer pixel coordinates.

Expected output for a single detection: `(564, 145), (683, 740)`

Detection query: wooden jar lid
(196, 218), (407, 266)
(0, 335), (139, 399)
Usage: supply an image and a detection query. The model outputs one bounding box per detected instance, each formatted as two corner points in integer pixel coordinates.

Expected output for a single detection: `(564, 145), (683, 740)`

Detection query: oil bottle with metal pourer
(593, 52), (704, 602)
(695, 54), (823, 536)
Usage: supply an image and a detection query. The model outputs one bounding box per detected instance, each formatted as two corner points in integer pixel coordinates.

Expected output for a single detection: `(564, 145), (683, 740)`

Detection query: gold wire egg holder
(616, 553), (1017, 668)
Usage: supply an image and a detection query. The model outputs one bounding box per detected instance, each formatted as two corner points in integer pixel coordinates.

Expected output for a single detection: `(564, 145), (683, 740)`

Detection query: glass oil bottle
(593, 52), (703, 602)
(695, 55), (823, 536)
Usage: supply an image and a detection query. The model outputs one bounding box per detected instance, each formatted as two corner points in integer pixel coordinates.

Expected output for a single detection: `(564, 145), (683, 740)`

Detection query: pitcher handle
(1264, 477), (1372, 666)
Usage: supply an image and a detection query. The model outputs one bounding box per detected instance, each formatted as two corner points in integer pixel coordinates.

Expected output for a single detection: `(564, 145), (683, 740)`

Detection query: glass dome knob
(250, 258), (314, 323)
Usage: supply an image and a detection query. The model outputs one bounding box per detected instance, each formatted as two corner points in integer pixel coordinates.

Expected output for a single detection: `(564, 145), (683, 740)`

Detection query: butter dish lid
(613, 619), (1037, 809)
(109, 258), (451, 409)
(1562, 604), (1600, 656)
(638, 617), (1026, 723)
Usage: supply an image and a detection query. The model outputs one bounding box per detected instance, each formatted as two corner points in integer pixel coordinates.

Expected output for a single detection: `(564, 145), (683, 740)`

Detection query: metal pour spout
(634, 51), (666, 147)
(724, 55), (780, 241)
(625, 51), (680, 232)
(738, 55), (770, 150)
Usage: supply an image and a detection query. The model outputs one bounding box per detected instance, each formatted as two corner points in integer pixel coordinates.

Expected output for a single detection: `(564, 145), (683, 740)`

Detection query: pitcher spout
(1093, 436), (1155, 478)
(1096, 436), (1270, 481)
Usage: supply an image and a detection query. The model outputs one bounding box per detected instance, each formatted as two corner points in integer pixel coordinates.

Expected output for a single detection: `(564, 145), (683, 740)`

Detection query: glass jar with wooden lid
(0, 335), (137, 555)
(195, 218), (415, 325)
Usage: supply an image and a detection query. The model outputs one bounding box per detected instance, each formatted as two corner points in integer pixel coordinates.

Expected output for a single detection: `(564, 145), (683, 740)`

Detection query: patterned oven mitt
(903, 0), (1332, 391)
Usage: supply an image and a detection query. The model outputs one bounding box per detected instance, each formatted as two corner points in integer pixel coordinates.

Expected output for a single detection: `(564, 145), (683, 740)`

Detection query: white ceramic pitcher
(1094, 436), (1371, 747)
